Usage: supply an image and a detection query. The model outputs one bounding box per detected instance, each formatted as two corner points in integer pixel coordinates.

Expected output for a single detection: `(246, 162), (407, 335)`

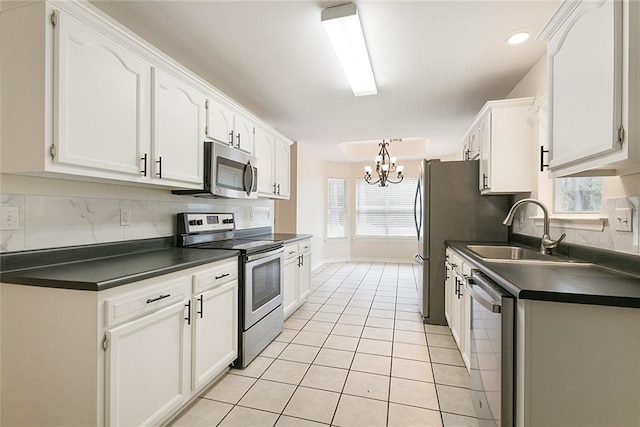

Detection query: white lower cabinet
(298, 242), (312, 301)
(444, 250), (471, 371)
(0, 257), (238, 427)
(282, 239), (312, 318)
(105, 301), (190, 427)
(192, 280), (238, 391)
(517, 299), (640, 426)
(283, 247), (300, 318)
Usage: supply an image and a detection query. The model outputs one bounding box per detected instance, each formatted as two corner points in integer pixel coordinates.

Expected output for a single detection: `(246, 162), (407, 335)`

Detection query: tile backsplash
(512, 196), (640, 255)
(1, 194), (273, 253)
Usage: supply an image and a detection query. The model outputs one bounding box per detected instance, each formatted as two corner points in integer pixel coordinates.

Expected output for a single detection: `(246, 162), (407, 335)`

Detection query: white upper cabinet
(254, 126), (276, 196)
(152, 68), (204, 187)
(254, 126), (291, 199)
(274, 137), (291, 199)
(462, 97), (534, 195)
(233, 115), (256, 154)
(539, 0), (640, 177)
(205, 98), (235, 146)
(1, 1), (291, 190)
(55, 10), (151, 178)
(205, 98), (255, 155)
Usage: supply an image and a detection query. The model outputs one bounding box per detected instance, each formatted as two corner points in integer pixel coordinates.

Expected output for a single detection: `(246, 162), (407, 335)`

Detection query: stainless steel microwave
(173, 141), (258, 199)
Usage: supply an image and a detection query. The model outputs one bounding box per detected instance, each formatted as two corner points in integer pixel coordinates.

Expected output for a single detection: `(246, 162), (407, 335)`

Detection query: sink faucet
(503, 198), (566, 255)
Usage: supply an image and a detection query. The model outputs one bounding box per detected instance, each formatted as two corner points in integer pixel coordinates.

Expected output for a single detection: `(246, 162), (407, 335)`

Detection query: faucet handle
(543, 233), (566, 254)
(552, 233), (567, 247)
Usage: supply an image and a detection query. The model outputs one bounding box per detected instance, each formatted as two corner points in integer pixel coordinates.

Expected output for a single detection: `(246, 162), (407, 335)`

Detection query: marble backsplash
(0, 194), (273, 253)
(512, 196), (640, 255)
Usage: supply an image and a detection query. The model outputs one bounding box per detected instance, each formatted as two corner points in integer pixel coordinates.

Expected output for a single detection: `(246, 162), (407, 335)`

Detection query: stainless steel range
(177, 212), (284, 368)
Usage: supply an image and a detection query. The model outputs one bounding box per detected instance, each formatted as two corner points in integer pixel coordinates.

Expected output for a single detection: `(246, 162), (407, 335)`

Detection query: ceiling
(91, 0), (560, 162)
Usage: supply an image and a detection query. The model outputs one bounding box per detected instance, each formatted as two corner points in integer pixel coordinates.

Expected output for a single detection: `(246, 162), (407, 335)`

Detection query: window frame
(326, 177), (348, 240)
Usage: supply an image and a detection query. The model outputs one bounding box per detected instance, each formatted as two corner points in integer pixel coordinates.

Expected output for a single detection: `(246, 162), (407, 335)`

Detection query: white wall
(294, 143), (326, 270)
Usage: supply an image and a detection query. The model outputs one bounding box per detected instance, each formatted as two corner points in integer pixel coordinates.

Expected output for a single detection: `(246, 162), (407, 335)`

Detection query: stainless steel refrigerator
(413, 159), (509, 325)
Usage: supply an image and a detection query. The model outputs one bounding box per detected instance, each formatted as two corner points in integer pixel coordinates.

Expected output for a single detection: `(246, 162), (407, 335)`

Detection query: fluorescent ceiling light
(321, 3), (377, 97)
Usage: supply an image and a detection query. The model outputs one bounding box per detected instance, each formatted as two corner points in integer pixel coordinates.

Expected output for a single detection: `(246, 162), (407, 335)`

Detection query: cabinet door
(450, 273), (463, 347)
(55, 11), (150, 177)
(254, 127), (275, 196)
(105, 300), (190, 427)
(444, 262), (453, 325)
(283, 256), (299, 318)
(274, 138), (291, 198)
(548, 0), (623, 169)
(152, 68), (204, 187)
(298, 251), (311, 301)
(205, 98), (234, 146)
(234, 115), (255, 155)
(478, 115), (491, 191)
(192, 281), (238, 391)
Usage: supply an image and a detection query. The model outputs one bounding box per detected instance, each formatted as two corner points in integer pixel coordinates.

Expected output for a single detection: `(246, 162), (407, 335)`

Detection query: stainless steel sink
(466, 245), (590, 265)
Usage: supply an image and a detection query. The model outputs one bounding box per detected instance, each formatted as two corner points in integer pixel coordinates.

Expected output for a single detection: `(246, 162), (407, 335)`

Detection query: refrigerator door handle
(414, 179), (422, 237)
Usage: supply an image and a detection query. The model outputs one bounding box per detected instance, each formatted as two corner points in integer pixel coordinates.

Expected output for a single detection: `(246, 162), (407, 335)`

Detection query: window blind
(327, 178), (347, 238)
(355, 178), (417, 238)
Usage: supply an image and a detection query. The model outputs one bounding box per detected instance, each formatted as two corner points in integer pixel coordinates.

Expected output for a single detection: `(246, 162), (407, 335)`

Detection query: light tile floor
(172, 262), (480, 427)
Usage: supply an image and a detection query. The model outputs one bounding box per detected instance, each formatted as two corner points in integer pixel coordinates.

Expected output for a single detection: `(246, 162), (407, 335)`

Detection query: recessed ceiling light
(507, 31), (530, 45)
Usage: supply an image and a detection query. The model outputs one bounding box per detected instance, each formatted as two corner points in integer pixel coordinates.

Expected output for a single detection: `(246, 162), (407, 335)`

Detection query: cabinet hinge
(102, 335), (109, 351)
(617, 125), (625, 146)
(50, 11), (57, 28)
(205, 126), (208, 135)
(49, 144), (56, 159)
(205, 99), (209, 110)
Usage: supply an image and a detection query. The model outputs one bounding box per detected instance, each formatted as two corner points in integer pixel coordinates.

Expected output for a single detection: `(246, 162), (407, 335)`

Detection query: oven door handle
(246, 247), (284, 262)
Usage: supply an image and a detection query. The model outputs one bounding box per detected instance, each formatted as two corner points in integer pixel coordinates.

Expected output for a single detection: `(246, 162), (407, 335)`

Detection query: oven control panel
(178, 213), (234, 234)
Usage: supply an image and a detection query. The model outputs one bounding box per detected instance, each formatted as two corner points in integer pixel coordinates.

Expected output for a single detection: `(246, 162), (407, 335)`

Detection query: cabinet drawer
(450, 253), (464, 276)
(284, 244), (298, 260)
(298, 240), (311, 254)
(105, 278), (189, 328)
(192, 258), (238, 294)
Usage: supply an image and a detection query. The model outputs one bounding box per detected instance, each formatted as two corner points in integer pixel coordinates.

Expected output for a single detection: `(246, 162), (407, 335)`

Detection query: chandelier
(364, 139), (404, 187)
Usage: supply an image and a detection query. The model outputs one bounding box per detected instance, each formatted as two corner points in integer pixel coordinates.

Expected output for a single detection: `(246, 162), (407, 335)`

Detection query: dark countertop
(257, 233), (313, 244)
(0, 238), (239, 291)
(233, 227), (312, 244)
(447, 241), (640, 308)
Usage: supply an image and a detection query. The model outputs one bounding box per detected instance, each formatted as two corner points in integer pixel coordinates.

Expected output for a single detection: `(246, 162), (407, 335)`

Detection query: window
(327, 178), (347, 238)
(355, 178), (418, 238)
(553, 177), (602, 213)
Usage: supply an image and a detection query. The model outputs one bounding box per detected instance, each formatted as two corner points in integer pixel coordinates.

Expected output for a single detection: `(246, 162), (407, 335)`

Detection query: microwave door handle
(243, 161), (253, 197)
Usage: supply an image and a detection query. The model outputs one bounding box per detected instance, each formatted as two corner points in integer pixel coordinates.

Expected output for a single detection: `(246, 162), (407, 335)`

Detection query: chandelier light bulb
(364, 166), (372, 173)
(375, 155), (382, 164)
(397, 165), (404, 173)
(381, 164), (389, 172)
(391, 157), (397, 165)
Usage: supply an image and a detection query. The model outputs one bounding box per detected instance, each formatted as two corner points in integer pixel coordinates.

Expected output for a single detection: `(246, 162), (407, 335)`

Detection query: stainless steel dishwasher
(466, 269), (515, 427)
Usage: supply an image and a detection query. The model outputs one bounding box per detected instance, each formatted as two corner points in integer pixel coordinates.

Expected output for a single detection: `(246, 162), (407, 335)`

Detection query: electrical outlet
(1, 207), (19, 230)
(120, 208), (131, 226)
(615, 207), (633, 232)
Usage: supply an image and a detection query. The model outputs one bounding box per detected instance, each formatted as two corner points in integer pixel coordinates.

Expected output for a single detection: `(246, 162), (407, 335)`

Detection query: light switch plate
(615, 207), (633, 232)
(1, 207), (19, 230)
